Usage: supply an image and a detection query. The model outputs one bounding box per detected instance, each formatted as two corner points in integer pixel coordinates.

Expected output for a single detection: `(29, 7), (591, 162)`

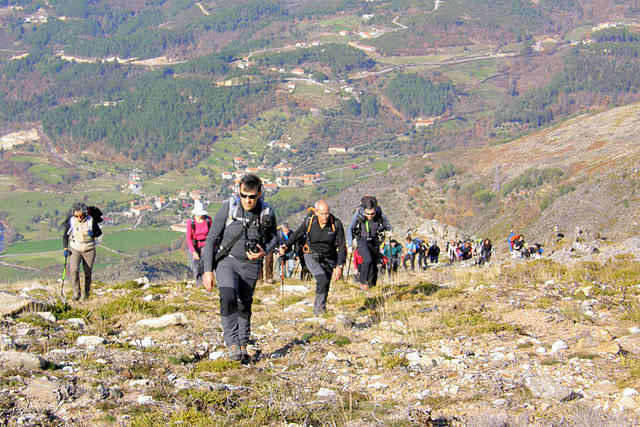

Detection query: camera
(245, 239), (260, 253)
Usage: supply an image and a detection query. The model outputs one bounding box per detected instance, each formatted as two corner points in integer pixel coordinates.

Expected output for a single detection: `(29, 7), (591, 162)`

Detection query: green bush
(473, 189), (496, 205)
(435, 163), (456, 181)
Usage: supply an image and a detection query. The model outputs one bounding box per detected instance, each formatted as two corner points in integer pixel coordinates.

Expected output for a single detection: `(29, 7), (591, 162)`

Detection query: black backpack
(88, 206), (103, 223)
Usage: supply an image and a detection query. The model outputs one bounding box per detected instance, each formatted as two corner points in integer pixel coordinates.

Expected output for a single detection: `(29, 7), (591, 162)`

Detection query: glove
(88, 230), (94, 237)
(63, 249), (71, 257)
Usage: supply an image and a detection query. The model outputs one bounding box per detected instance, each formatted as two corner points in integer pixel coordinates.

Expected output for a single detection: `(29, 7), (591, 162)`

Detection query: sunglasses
(239, 192), (258, 200)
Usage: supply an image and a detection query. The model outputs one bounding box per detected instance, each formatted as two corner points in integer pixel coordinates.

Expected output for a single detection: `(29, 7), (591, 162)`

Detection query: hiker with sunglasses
(202, 174), (278, 363)
(347, 196), (392, 290)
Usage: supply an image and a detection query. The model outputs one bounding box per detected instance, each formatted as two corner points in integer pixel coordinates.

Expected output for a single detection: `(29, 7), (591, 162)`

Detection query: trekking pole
(280, 257), (285, 312)
(60, 253), (68, 302)
(345, 249), (352, 284)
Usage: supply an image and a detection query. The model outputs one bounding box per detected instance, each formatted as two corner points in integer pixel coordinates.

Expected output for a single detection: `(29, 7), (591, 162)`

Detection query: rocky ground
(1, 240), (640, 426)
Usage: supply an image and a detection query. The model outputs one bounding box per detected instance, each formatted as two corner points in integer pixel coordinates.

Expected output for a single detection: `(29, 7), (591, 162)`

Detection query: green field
(101, 228), (183, 254)
(0, 266), (39, 284)
(441, 58), (499, 85)
(3, 239), (60, 255)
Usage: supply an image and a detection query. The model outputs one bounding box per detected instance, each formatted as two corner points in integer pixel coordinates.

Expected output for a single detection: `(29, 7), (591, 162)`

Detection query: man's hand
(246, 244), (266, 261)
(278, 245), (287, 256)
(332, 266), (343, 282)
(203, 272), (216, 292)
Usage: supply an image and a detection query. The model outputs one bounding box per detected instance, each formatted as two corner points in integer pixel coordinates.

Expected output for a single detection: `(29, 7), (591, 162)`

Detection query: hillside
(349, 102), (640, 249)
(1, 237), (640, 425)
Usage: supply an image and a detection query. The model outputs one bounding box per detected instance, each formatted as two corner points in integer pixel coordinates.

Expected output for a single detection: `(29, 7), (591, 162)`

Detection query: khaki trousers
(69, 248), (96, 300)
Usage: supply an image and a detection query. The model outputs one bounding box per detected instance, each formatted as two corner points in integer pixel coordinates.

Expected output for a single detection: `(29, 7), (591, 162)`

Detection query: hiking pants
(387, 257), (400, 275)
(69, 248), (96, 300)
(263, 252), (274, 282)
(403, 253), (415, 271)
(418, 252), (427, 270)
(276, 256), (296, 278)
(215, 256), (260, 348)
(357, 240), (379, 287)
(429, 255), (439, 264)
(304, 254), (334, 315)
(187, 248), (204, 286)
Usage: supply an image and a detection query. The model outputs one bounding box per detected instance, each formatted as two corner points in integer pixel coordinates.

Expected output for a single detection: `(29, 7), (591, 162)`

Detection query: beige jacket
(68, 216), (96, 252)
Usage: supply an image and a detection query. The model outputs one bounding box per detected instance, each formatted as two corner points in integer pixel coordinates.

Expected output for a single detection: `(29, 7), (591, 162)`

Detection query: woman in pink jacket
(186, 205), (212, 287)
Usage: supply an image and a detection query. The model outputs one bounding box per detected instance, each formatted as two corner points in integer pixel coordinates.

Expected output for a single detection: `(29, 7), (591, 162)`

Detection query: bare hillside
(366, 103), (640, 246)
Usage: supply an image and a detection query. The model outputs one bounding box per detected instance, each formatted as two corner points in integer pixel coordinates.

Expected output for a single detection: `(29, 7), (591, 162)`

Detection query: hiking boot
(359, 283), (369, 291)
(240, 345), (250, 364)
(265, 279), (275, 285)
(228, 345), (242, 362)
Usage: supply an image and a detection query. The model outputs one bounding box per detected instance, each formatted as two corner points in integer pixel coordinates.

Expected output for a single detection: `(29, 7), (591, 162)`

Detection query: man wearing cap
(186, 202), (212, 287)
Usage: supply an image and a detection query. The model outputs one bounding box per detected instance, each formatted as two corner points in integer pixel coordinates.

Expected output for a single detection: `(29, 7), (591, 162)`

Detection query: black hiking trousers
(357, 239), (379, 287)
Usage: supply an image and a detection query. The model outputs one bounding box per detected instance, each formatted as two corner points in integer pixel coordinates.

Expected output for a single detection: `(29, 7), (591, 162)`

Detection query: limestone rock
(551, 340), (568, 354)
(316, 388), (337, 399)
(76, 335), (106, 346)
(0, 351), (49, 370)
(595, 341), (621, 355)
(67, 318), (87, 329)
(0, 291), (51, 317)
(23, 377), (58, 409)
(135, 312), (188, 329)
(616, 335), (640, 355)
(282, 285), (309, 293)
(591, 380), (618, 395)
(34, 312), (56, 323)
(524, 376), (573, 401)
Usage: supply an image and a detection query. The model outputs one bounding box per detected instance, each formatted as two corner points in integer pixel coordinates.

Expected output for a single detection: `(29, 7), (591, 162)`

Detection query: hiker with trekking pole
(279, 200), (346, 316)
(61, 202), (103, 301)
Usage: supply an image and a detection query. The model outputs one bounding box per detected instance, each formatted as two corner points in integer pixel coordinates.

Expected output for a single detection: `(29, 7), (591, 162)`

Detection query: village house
(274, 163), (293, 175)
(263, 183), (278, 193)
(221, 171), (233, 180)
(153, 197), (166, 210)
(178, 190), (188, 199)
(291, 68), (305, 76)
(131, 205), (153, 217)
(128, 180), (142, 193)
(328, 146), (347, 155)
(233, 157), (247, 168)
(415, 117), (437, 128)
(24, 11), (48, 24)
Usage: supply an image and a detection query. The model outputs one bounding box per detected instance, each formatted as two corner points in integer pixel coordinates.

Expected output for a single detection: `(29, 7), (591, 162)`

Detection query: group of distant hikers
(508, 230), (544, 259)
(59, 173), (545, 363)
